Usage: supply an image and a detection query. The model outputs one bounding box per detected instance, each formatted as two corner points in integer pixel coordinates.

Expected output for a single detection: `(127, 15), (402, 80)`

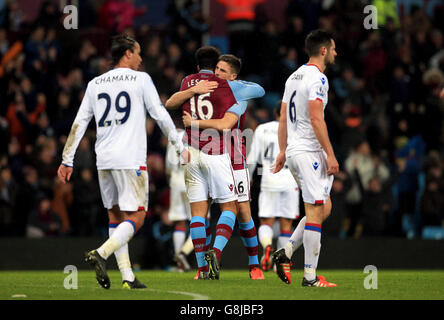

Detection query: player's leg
(184, 147), (212, 279)
(86, 168), (148, 289)
(190, 200), (211, 278)
(108, 206), (137, 283)
(257, 190), (276, 271)
(277, 217), (293, 252)
(211, 199), (238, 261)
(172, 220), (191, 271)
(237, 201), (263, 279)
(84, 169), (116, 289)
(283, 196), (330, 259)
(234, 167), (262, 278)
(204, 152), (238, 279)
(302, 202), (323, 282)
(295, 152), (336, 287)
(258, 217), (275, 271)
(170, 190), (191, 271)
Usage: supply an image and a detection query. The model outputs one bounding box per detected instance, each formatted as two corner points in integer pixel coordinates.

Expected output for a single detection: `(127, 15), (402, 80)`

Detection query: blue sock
(213, 211), (236, 260)
(190, 216), (208, 272)
(205, 217), (212, 251)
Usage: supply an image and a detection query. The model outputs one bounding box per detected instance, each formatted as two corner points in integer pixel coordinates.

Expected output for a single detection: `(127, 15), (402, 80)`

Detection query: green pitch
(0, 269), (443, 300)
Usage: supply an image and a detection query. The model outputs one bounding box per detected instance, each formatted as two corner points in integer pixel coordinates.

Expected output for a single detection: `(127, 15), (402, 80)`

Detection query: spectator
(353, 168), (399, 238)
(344, 140), (390, 234)
(26, 193), (62, 238)
(322, 170), (352, 238)
(420, 174), (444, 227)
(0, 166), (16, 235)
(72, 168), (101, 236)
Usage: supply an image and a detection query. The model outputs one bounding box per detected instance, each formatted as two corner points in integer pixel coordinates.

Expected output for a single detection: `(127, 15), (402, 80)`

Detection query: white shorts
(233, 168), (250, 203)
(98, 168), (148, 212)
(184, 147), (237, 204)
(168, 189), (191, 222)
(258, 188), (300, 219)
(286, 151), (334, 204)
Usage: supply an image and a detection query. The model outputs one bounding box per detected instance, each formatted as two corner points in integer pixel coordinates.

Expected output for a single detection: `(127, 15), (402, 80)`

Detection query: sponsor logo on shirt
(312, 162), (319, 171)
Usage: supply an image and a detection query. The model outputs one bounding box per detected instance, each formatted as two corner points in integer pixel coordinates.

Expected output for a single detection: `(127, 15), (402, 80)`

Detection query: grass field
(1, 269), (444, 300)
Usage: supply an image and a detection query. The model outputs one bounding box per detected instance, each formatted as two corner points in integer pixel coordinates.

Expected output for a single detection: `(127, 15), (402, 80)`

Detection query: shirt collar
(199, 69), (214, 75)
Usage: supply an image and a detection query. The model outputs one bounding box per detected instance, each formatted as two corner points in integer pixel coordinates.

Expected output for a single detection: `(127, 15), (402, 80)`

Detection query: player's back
(181, 70), (237, 155)
(284, 64), (329, 156)
(252, 121), (297, 192)
(87, 67), (150, 169)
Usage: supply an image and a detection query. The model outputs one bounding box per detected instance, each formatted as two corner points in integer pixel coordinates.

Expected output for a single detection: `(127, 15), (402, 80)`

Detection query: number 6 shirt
(61, 67), (185, 170)
(282, 64), (329, 157)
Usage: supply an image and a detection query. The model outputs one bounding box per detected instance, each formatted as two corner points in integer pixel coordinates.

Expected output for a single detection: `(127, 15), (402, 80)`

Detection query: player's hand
(440, 88), (444, 99)
(326, 154), (339, 176)
(191, 80), (218, 95)
(57, 164), (73, 183)
(272, 152), (286, 173)
(182, 111), (194, 128)
(180, 149), (190, 165)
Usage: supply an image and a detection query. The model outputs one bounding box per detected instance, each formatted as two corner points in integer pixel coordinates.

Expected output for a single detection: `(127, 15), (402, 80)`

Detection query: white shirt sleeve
(142, 73), (184, 154)
(282, 79), (293, 105)
(307, 75), (328, 105)
(62, 83), (94, 167)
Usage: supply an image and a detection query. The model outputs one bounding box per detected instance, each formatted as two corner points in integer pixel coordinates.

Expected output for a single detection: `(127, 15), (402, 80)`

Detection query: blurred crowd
(0, 0), (443, 249)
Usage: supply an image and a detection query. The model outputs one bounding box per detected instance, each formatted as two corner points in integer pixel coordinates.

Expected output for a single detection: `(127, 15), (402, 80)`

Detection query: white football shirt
(282, 64), (329, 157)
(62, 67), (184, 170)
(248, 120), (297, 192)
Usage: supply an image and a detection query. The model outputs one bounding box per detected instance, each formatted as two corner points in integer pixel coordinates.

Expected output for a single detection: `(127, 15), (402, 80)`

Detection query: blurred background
(0, 0), (444, 270)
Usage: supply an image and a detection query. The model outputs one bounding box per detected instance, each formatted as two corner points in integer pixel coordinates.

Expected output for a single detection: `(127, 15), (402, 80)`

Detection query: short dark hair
(305, 29), (334, 57)
(111, 34), (137, 66)
(218, 54), (242, 75)
(195, 46), (220, 70)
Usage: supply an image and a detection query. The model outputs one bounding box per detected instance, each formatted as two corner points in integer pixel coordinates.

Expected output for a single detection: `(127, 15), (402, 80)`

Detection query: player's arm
(228, 80), (265, 102)
(182, 101), (246, 131)
(308, 99), (338, 175)
(183, 111), (238, 131)
(58, 83), (94, 183)
(272, 101), (287, 173)
(143, 74), (188, 161)
(165, 80), (219, 109)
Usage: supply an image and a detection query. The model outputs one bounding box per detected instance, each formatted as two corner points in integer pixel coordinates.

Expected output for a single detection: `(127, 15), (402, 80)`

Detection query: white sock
(173, 228), (187, 255)
(303, 224), (322, 281)
(278, 234), (291, 252)
(109, 226), (135, 282)
(97, 220), (135, 260)
(258, 224), (273, 249)
(284, 216), (306, 259)
(181, 235), (194, 255)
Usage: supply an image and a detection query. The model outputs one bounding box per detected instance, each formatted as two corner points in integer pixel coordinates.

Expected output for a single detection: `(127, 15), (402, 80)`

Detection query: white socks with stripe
(303, 222), (322, 281)
(107, 225), (135, 282)
(97, 220), (135, 260)
(284, 216), (306, 259)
